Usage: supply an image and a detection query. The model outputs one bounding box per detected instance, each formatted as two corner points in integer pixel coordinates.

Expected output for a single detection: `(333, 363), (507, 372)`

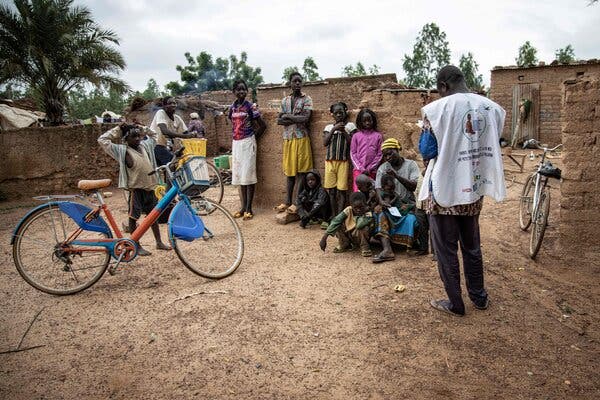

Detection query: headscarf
(381, 138), (402, 151)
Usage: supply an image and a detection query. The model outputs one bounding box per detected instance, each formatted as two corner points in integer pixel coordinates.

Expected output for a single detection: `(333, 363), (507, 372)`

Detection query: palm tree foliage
(0, 0), (128, 124)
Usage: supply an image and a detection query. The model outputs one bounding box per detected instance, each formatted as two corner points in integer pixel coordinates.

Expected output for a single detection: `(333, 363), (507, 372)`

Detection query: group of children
(97, 71), (421, 261)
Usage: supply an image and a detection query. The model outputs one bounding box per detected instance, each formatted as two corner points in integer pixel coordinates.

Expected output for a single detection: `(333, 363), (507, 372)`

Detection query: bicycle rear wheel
(519, 174), (534, 230)
(529, 188), (551, 259)
(12, 204), (111, 295)
(172, 199), (243, 279)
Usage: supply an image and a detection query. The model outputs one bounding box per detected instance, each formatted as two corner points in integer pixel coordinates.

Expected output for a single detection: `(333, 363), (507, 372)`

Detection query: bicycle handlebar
(522, 139), (563, 153)
(148, 148), (185, 177)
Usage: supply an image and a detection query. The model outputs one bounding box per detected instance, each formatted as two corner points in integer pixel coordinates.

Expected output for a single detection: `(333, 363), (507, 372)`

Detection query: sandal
(274, 203), (288, 213)
(371, 253), (396, 263)
(242, 212), (254, 220)
(430, 299), (464, 316)
(286, 204), (298, 214)
(361, 249), (373, 257)
(233, 211), (244, 218)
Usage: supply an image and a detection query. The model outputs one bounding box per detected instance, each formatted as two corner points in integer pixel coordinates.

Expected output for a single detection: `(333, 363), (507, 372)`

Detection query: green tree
(302, 57), (321, 81)
(0, 0), (128, 125)
(67, 86), (127, 119)
(341, 62), (380, 77)
(555, 45), (576, 63)
(459, 52), (484, 91)
(133, 78), (166, 100)
(166, 51), (263, 97)
(282, 57), (321, 82)
(515, 41), (538, 67)
(403, 23), (451, 88)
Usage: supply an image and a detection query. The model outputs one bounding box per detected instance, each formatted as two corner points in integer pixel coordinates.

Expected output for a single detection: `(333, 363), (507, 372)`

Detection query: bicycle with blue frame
(11, 150), (244, 295)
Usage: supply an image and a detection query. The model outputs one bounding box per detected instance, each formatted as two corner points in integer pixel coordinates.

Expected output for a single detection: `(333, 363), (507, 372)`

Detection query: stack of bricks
(560, 79), (600, 264)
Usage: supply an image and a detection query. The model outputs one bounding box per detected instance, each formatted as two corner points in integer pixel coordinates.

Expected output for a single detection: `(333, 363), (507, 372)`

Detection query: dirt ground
(0, 156), (598, 399)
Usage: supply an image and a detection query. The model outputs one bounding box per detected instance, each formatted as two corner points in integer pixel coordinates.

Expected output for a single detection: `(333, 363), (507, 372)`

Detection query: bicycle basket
(539, 162), (562, 180)
(181, 138), (207, 157)
(174, 156), (210, 196)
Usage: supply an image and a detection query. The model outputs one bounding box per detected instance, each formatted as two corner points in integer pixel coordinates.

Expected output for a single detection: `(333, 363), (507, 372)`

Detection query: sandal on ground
(473, 297), (490, 310)
(371, 253), (395, 263)
(286, 204), (298, 214)
(430, 299), (464, 316)
(243, 212), (254, 220)
(320, 221), (329, 230)
(233, 211), (244, 218)
(274, 203), (288, 213)
(361, 249), (373, 257)
(333, 245), (352, 253)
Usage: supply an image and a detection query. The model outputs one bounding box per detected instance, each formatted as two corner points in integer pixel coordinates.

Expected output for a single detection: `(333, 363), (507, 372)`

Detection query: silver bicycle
(518, 139), (562, 259)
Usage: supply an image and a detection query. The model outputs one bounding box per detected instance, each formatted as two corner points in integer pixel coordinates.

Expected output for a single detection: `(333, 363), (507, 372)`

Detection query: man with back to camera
(419, 65), (506, 316)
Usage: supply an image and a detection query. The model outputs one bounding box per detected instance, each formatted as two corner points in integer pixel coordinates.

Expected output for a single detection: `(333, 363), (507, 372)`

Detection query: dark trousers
(429, 214), (488, 314)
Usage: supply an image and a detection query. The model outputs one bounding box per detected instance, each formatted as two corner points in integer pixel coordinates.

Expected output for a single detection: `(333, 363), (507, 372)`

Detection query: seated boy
(295, 170), (331, 228)
(354, 173), (379, 210)
(319, 192), (374, 257)
(98, 124), (170, 256)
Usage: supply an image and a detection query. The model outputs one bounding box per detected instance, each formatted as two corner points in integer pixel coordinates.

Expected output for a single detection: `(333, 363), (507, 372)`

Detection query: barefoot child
(350, 108), (383, 192)
(98, 124), (170, 255)
(295, 170), (331, 228)
(355, 173), (379, 211)
(228, 79), (266, 220)
(275, 71), (313, 212)
(319, 192), (374, 257)
(323, 102), (357, 219)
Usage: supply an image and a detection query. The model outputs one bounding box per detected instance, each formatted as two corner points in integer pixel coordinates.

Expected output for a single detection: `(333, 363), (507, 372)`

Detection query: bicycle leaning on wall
(518, 139), (562, 259)
(10, 147), (244, 295)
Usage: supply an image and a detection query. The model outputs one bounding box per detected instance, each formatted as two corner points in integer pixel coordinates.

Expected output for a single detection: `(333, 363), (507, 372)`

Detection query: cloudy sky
(75, 0), (599, 91)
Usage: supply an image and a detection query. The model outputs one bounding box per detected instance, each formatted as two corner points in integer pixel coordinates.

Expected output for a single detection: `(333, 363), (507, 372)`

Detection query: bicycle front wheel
(529, 188), (551, 259)
(12, 204), (111, 295)
(519, 174), (535, 230)
(172, 199), (243, 279)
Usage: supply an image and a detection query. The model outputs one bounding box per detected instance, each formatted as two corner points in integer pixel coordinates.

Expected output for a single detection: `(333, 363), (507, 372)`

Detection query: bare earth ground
(0, 156), (598, 400)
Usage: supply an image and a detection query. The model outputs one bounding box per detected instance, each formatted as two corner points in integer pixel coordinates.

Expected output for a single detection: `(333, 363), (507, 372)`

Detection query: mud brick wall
(490, 63), (600, 146)
(256, 74), (398, 110)
(560, 79), (600, 263)
(360, 90), (440, 119)
(254, 109), (422, 208)
(0, 124), (118, 199)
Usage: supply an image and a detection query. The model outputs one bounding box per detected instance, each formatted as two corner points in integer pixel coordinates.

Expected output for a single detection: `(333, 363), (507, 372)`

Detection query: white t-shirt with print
(418, 93), (506, 207)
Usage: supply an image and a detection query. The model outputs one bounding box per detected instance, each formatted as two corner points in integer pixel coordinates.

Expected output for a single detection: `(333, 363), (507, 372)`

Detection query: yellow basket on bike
(181, 138), (207, 157)
(174, 156), (210, 197)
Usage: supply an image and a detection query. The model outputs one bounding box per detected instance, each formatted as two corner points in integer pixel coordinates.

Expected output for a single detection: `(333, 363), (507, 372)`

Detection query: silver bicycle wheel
(529, 188), (551, 259)
(171, 199), (243, 279)
(519, 174), (535, 231)
(12, 204), (111, 295)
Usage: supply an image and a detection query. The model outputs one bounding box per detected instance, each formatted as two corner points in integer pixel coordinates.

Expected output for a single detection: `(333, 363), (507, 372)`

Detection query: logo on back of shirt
(460, 107), (488, 142)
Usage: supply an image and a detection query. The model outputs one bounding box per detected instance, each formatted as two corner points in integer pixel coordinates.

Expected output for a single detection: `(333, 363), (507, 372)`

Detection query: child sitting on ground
(294, 169), (331, 228)
(98, 124), (170, 256)
(355, 174), (379, 211)
(375, 174), (414, 215)
(350, 108), (383, 192)
(323, 102), (357, 220)
(319, 192), (374, 257)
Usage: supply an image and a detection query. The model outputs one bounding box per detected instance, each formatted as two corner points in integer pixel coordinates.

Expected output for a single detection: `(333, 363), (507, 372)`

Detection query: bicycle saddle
(77, 179), (112, 190)
(539, 162), (561, 179)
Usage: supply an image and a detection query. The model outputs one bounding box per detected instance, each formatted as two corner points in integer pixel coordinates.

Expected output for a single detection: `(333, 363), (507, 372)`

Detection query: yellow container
(181, 138), (207, 157)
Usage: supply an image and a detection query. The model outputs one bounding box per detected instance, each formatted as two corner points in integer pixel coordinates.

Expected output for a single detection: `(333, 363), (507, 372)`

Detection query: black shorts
(128, 189), (157, 220)
(154, 145), (173, 166)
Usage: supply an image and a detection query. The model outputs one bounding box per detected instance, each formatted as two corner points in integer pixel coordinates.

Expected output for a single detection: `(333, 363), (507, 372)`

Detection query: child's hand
(319, 234), (328, 251)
